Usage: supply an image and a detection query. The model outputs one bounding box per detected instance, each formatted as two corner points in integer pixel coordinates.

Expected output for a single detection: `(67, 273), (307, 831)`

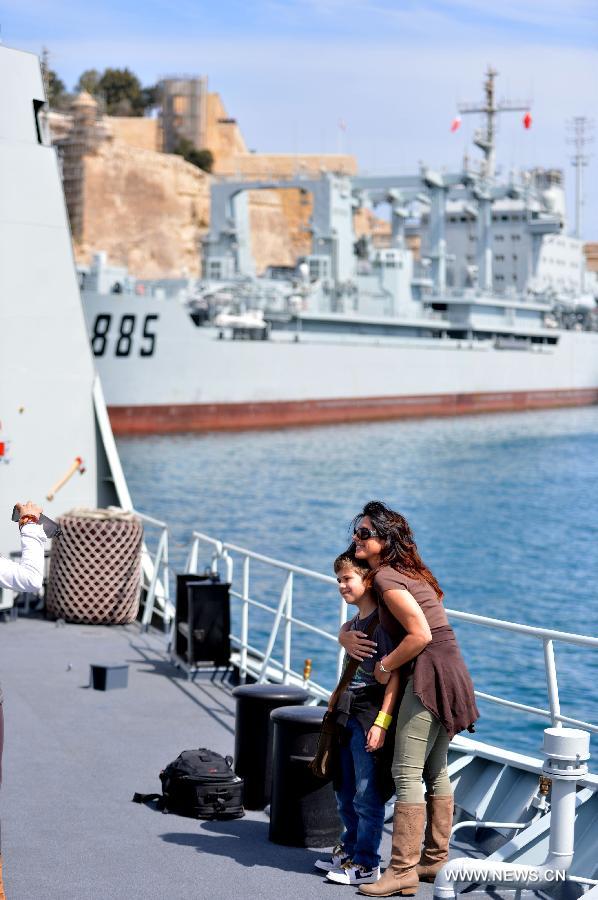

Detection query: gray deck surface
(0, 618), (441, 900)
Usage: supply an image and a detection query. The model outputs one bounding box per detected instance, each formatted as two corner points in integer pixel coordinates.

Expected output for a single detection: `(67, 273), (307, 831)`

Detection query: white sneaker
(326, 863), (381, 885)
(314, 844), (350, 873)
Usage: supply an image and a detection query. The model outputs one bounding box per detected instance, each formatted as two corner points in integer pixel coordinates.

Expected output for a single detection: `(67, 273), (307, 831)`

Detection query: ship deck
(0, 617), (576, 900)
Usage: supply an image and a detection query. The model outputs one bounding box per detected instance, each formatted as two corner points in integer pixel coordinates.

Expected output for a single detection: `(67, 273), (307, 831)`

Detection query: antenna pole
(567, 116), (593, 240)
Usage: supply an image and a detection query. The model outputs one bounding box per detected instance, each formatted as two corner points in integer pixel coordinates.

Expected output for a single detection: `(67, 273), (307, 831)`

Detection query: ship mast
(458, 67), (529, 179)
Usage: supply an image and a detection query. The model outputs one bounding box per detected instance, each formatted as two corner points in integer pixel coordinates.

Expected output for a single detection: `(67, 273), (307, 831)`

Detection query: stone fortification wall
(106, 117), (161, 152)
(204, 93), (248, 158)
(212, 152), (356, 178)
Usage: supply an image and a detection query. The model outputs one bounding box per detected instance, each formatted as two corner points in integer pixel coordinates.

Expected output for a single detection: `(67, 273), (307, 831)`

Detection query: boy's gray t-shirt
(347, 609), (395, 690)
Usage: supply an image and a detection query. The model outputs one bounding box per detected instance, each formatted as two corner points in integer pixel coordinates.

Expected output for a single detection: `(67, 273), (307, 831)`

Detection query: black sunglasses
(353, 527), (379, 541)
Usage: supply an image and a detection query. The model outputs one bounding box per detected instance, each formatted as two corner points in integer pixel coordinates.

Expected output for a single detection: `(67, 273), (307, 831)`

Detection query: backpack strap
(328, 610), (379, 711)
(132, 792), (166, 812)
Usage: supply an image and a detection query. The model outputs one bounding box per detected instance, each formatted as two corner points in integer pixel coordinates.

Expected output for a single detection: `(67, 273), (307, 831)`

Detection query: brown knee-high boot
(416, 794), (454, 882)
(359, 802), (425, 897)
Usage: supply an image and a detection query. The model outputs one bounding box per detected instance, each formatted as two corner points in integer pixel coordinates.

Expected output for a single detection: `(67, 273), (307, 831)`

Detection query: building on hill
(159, 76), (208, 153)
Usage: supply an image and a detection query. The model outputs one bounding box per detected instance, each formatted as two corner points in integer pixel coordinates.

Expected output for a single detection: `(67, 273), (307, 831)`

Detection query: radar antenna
(458, 67), (530, 179)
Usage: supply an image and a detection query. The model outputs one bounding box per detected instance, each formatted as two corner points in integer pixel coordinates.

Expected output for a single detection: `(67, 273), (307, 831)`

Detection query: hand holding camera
(11, 504), (61, 539)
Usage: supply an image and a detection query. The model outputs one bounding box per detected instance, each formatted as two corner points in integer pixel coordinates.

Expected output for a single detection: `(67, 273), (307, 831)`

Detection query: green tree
(46, 69), (66, 107)
(187, 148), (214, 173)
(75, 69), (101, 96)
(97, 68), (143, 116)
(140, 84), (159, 111)
(173, 138), (214, 173)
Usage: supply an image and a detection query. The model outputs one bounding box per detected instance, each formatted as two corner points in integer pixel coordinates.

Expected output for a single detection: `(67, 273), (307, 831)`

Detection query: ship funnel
(433, 727), (590, 899)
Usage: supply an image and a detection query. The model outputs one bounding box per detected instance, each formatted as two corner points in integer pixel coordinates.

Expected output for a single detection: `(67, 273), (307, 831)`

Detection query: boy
(315, 552), (400, 886)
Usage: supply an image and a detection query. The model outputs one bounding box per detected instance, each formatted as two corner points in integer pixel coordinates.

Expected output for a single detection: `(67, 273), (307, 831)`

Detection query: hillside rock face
(57, 90), (361, 279)
(76, 141), (303, 278)
(78, 142), (210, 278)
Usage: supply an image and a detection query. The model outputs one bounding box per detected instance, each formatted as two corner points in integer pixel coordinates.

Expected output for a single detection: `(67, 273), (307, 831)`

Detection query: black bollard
(269, 705), (341, 847)
(232, 684), (309, 810)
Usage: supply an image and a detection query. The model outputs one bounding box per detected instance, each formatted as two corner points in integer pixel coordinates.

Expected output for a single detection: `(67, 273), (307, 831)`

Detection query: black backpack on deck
(133, 748), (245, 820)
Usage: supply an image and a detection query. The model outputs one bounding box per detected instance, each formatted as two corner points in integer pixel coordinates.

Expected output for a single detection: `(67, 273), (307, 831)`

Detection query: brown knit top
(373, 565), (479, 739)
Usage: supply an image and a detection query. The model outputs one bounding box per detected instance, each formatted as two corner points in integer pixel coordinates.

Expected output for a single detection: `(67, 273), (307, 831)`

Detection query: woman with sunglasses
(340, 500), (478, 898)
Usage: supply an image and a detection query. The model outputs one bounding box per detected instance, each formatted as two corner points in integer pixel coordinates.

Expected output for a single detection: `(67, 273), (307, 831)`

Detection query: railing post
(186, 536), (199, 574)
(258, 571), (292, 683)
(222, 549), (234, 584)
(283, 571), (293, 684)
(240, 556), (250, 684)
(210, 541), (223, 576)
(543, 638), (562, 727)
(337, 590), (348, 682)
(141, 530), (165, 630)
(162, 528), (171, 632)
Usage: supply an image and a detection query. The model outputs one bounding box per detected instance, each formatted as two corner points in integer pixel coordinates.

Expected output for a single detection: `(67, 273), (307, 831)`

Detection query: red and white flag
(450, 116), (462, 133)
(523, 111), (532, 130)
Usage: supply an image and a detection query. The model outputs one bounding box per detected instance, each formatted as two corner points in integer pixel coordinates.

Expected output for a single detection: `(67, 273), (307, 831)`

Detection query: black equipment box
(174, 574), (231, 668)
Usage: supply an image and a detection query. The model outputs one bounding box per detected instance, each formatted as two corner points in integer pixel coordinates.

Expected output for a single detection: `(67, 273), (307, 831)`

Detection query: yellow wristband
(374, 711), (392, 730)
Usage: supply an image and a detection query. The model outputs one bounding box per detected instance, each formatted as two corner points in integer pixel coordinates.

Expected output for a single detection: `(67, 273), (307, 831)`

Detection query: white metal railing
(185, 531), (598, 733)
(131, 510), (173, 630)
(186, 530), (343, 699)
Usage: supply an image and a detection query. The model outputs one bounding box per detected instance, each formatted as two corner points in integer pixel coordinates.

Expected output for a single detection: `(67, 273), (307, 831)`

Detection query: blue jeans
(335, 715), (385, 869)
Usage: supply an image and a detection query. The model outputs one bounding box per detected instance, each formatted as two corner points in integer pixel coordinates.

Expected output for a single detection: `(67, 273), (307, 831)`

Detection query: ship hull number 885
(91, 314), (158, 357)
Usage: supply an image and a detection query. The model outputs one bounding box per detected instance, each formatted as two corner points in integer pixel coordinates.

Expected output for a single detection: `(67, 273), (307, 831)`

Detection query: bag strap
(132, 792), (166, 812)
(328, 610), (379, 711)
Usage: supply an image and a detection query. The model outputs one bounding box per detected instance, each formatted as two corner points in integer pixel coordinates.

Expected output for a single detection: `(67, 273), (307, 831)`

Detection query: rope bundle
(46, 508), (143, 624)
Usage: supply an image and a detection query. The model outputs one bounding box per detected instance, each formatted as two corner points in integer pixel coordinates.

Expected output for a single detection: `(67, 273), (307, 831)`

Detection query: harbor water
(117, 406), (598, 758)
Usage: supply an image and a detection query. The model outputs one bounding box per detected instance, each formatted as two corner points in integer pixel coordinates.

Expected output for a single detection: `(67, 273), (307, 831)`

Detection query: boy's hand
(365, 725), (386, 752)
(340, 629), (377, 661)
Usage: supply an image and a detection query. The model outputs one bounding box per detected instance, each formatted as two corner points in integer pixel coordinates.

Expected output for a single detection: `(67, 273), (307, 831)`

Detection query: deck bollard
(269, 705), (341, 847)
(232, 684), (309, 810)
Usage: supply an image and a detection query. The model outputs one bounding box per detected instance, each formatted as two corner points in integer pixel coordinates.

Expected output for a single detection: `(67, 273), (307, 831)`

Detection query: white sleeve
(0, 524), (45, 593)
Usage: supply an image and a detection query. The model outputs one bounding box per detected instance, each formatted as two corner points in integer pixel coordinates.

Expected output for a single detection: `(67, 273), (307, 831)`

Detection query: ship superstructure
(79, 69), (598, 433)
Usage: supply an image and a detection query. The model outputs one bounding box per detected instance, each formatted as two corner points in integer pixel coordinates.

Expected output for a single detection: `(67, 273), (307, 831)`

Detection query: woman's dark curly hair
(351, 500), (443, 600)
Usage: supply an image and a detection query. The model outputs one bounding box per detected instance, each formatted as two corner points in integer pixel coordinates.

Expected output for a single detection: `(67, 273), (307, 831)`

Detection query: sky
(3, 0), (597, 237)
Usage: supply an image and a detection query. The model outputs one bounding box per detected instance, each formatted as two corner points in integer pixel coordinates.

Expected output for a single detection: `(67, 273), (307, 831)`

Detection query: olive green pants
(392, 678), (452, 803)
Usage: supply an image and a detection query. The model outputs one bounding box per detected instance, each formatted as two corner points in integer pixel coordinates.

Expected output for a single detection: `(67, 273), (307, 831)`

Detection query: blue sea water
(117, 406), (598, 760)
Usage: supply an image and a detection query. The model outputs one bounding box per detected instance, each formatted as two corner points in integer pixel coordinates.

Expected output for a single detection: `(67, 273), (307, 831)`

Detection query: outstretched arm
(0, 502), (45, 593)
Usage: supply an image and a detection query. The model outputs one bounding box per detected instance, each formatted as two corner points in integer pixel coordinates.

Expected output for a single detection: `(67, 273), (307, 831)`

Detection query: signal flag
(450, 116), (462, 132)
(523, 111), (532, 129)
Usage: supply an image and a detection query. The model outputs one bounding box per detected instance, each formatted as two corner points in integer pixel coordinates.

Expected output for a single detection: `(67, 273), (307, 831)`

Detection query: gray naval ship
(79, 68), (598, 434)
(1, 45), (597, 900)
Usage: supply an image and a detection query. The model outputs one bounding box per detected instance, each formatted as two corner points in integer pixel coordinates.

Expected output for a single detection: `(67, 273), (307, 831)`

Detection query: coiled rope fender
(46, 508), (143, 624)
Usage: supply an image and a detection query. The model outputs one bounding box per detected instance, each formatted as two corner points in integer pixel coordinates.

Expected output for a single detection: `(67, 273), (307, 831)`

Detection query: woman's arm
(377, 588), (431, 673)
(365, 670), (401, 751)
(338, 616), (377, 661)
